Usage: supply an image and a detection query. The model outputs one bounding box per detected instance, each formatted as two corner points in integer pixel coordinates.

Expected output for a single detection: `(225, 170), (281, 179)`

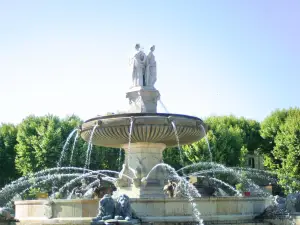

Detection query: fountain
(2, 44), (293, 225)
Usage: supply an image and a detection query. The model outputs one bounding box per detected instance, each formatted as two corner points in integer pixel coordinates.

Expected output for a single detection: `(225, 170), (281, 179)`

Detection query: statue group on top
(130, 44), (157, 88)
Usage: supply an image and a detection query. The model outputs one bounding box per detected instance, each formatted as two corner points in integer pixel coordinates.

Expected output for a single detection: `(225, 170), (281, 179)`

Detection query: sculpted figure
(130, 44), (146, 87)
(163, 180), (177, 198)
(133, 166), (142, 187)
(92, 194), (115, 224)
(0, 207), (16, 221)
(145, 45), (157, 87)
(255, 195), (287, 219)
(73, 178), (88, 198)
(115, 163), (135, 188)
(92, 174), (117, 199)
(114, 194), (132, 221)
(286, 192), (300, 213)
(43, 201), (53, 219)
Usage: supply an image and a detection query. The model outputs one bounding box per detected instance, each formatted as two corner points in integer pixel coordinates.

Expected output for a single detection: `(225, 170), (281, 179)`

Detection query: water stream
(84, 125), (98, 170)
(69, 130), (79, 166)
(158, 99), (169, 113)
(170, 120), (184, 166)
(127, 117), (134, 166)
(200, 124), (212, 163)
(57, 129), (78, 167)
(145, 163), (203, 225)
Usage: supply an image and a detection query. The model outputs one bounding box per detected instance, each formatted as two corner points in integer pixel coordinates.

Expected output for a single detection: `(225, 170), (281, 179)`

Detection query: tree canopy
(182, 116), (262, 167)
(0, 109), (300, 194)
(260, 108), (300, 193)
(14, 114), (121, 176)
(0, 123), (19, 187)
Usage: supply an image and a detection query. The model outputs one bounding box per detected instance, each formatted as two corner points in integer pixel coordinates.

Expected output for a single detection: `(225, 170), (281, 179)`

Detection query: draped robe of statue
(145, 51), (157, 87)
(131, 50), (146, 87)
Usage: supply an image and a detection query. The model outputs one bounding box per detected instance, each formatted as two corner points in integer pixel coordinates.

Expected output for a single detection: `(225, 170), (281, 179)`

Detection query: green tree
(89, 146), (123, 171)
(15, 114), (83, 175)
(206, 116), (262, 153)
(15, 114), (122, 176)
(163, 147), (185, 170)
(182, 116), (262, 167)
(260, 109), (289, 151)
(0, 123), (19, 187)
(183, 124), (245, 166)
(260, 108), (300, 193)
(260, 109), (289, 170)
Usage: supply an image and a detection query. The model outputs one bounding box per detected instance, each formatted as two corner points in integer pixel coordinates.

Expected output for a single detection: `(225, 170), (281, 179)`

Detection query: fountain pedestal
(116, 143), (167, 198)
(126, 86), (160, 113)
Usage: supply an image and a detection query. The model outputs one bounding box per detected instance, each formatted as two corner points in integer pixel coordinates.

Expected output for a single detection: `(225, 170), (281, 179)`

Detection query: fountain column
(116, 142), (167, 198)
(123, 142), (165, 176)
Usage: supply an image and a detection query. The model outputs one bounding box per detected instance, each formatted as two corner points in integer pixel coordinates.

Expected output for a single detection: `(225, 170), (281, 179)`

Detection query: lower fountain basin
(80, 113), (207, 148)
(14, 197), (272, 225)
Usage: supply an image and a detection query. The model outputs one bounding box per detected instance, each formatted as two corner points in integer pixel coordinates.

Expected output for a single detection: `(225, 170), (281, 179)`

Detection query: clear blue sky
(0, 0), (299, 124)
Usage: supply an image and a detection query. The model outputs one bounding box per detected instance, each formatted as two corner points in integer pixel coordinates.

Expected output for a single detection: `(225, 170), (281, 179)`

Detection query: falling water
(57, 129), (78, 167)
(13, 173), (81, 201)
(70, 131), (79, 166)
(1, 168), (120, 202)
(188, 172), (241, 196)
(84, 125), (98, 170)
(201, 175), (241, 196)
(158, 99), (169, 113)
(145, 163), (203, 225)
(178, 161), (225, 173)
(127, 117), (134, 165)
(118, 148), (123, 170)
(200, 124), (212, 163)
(170, 120), (184, 166)
(177, 161), (274, 197)
(59, 169), (124, 195)
(0, 167), (92, 201)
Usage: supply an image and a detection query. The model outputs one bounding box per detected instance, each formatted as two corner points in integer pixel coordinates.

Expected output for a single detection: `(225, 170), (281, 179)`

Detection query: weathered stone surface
(15, 197), (272, 221)
(81, 113), (206, 148)
(126, 87), (160, 113)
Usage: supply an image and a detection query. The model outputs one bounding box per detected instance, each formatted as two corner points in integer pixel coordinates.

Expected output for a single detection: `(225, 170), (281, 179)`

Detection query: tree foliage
(0, 123), (19, 188)
(182, 116), (262, 166)
(15, 115), (81, 175)
(163, 147), (185, 170)
(260, 108), (300, 193)
(260, 109), (289, 153)
(14, 114), (122, 176)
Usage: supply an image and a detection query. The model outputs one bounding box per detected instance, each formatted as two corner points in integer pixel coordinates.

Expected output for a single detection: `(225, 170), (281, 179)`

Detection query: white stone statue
(145, 45), (157, 87)
(130, 44), (146, 87)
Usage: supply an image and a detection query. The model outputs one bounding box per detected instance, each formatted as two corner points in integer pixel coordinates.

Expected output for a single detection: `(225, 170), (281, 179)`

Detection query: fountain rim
(83, 113), (204, 123)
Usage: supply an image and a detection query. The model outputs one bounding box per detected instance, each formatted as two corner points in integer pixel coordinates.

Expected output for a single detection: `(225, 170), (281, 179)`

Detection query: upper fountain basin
(80, 113), (207, 148)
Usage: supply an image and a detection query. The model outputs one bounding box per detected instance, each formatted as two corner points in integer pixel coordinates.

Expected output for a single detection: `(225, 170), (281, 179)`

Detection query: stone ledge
(140, 215), (255, 222)
(129, 197), (271, 202)
(14, 197), (269, 205)
(15, 199), (98, 205)
(17, 218), (141, 225)
(16, 217), (93, 225)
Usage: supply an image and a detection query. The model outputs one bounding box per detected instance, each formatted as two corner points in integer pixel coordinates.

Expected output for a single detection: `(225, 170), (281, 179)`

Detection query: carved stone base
(115, 143), (167, 198)
(114, 186), (166, 199)
(122, 143), (166, 180)
(126, 86), (160, 113)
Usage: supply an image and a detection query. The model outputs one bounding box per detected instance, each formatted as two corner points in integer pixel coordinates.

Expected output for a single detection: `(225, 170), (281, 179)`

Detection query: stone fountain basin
(80, 113), (207, 148)
(14, 197), (272, 225)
